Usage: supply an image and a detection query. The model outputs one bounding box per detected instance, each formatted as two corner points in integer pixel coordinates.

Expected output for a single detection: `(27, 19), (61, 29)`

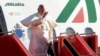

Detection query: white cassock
(21, 12), (57, 56)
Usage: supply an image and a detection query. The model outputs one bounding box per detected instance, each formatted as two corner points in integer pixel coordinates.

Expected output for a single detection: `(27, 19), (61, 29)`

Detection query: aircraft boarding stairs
(0, 29), (99, 56)
(55, 32), (99, 56)
(0, 32), (30, 56)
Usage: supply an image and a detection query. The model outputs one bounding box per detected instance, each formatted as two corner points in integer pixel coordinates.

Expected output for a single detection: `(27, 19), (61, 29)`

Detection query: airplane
(0, 0), (100, 56)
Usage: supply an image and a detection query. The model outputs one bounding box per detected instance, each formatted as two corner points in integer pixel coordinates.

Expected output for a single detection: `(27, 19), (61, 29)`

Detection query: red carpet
(0, 34), (30, 56)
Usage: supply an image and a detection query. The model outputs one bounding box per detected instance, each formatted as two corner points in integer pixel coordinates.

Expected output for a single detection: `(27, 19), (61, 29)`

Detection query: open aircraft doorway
(0, 6), (8, 36)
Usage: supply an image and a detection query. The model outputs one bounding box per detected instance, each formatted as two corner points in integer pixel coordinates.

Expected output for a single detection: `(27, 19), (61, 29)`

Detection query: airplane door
(0, 6), (8, 35)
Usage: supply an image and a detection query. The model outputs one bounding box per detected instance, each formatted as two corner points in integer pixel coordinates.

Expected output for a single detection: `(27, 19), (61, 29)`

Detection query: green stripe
(56, 0), (80, 23)
(85, 0), (97, 23)
(99, 0), (100, 5)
